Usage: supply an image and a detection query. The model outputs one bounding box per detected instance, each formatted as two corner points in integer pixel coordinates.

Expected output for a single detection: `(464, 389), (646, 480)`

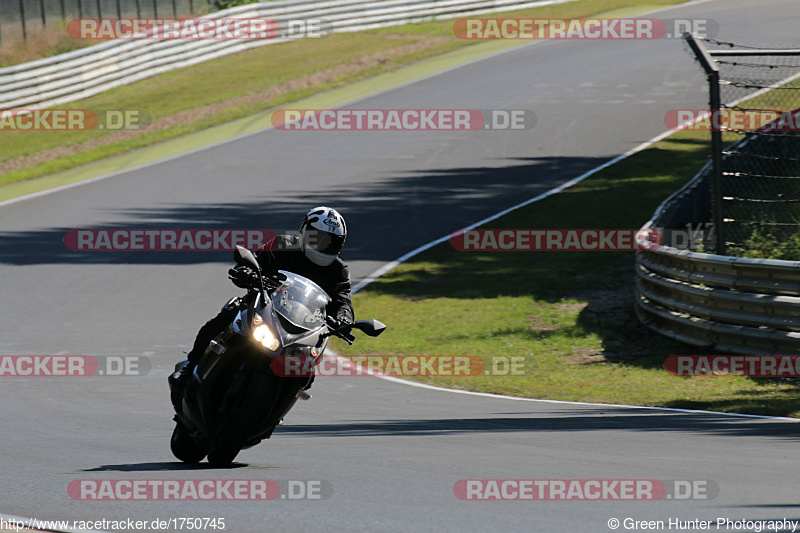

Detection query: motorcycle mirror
(352, 319), (386, 337)
(234, 245), (262, 273)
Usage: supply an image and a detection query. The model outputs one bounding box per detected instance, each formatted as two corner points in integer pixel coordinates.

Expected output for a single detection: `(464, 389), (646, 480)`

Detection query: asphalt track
(2, 0), (800, 531)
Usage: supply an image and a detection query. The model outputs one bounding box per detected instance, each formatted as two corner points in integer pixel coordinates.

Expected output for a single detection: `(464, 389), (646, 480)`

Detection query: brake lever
(339, 334), (354, 345)
(335, 328), (356, 344)
(260, 275), (281, 293)
(323, 321), (355, 344)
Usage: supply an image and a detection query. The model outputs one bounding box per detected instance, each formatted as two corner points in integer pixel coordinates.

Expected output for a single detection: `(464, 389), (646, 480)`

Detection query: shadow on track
(0, 155), (604, 266)
(81, 462), (253, 471)
(274, 408), (800, 440)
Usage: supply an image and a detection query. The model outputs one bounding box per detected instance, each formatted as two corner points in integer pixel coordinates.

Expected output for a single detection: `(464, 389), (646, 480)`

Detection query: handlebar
(262, 275), (280, 291)
(336, 330), (356, 345)
(233, 263), (357, 344)
(240, 273), (281, 294)
(325, 317), (356, 344)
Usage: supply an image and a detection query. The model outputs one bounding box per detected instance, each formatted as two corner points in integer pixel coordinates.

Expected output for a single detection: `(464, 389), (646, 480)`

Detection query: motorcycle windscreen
(271, 271), (331, 331)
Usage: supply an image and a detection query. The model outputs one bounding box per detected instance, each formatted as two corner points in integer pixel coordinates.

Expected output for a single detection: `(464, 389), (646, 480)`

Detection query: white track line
(345, 1), (799, 422)
(353, 2), (800, 294)
(0, 3), (790, 533)
(349, 137), (800, 421)
(326, 355), (799, 421)
(352, 125), (679, 293)
(0, 0), (714, 209)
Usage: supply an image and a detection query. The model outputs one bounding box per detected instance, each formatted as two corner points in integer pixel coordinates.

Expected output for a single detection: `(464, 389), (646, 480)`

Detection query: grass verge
(0, 0), (691, 187)
(331, 125), (800, 418)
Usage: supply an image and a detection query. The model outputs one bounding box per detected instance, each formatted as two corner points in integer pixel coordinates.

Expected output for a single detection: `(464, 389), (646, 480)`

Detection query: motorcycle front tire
(207, 372), (280, 467)
(170, 422), (207, 464)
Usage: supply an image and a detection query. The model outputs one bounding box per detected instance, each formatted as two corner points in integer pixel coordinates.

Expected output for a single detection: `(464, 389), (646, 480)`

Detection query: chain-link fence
(684, 35), (800, 259)
(0, 0), (219, 42)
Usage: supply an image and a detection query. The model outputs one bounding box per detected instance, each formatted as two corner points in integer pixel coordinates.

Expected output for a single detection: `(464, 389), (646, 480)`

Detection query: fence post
(60, 0), (66, 19)
(40, 0), (46, 27)
(683, 32), (725, 255)
(135, 0), (141, 19)
(96, 0), (101, 18)
(18, 0), (27, 40)
(708, 69), (725, 255)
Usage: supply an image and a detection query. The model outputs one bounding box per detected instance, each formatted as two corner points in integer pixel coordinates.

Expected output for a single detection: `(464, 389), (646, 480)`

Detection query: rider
(170, 206), (354, 390)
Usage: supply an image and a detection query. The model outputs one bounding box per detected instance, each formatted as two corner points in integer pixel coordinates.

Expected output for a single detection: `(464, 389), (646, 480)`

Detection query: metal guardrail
(0, 0), (213, 42)
(0, 0), (571, 110)
(635, 245), (800, 353)
(635, 145), (800, 355)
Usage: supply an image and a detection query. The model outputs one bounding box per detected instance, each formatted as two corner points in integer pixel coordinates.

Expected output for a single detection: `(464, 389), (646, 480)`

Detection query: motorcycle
(168, 245), (386, 467)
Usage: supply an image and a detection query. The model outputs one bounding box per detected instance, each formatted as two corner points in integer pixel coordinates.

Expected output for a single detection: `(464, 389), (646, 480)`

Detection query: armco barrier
(635, 158), (800, 356)
(0, 0), (573, 110)
(635, 246), (800, 355)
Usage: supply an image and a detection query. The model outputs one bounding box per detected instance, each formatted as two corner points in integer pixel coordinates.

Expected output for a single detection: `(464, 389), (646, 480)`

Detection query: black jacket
(256, 234), (354, 323)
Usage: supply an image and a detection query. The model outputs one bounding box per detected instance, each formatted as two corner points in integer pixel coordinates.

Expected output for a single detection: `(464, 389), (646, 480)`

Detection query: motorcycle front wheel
(170, 423), (207, 464)
(207, 372), (280, 467)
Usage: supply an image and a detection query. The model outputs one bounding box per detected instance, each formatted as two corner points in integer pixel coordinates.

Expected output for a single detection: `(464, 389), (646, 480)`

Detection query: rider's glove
(228, 265), (259, 289)
(327, 316), (351, 332)
(266, 271), (287, 288)
(327, 316), (355, 344)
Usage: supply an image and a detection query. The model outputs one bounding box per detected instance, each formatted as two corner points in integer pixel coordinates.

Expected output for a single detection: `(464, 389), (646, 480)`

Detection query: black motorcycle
(169, 246), (385, 467)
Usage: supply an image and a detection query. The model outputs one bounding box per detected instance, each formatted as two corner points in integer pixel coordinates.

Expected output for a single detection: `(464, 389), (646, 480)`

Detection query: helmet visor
(304, 229), (345, 256)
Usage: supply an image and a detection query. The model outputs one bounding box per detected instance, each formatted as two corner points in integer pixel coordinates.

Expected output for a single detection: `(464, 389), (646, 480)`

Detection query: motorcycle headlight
(253, 323), (280, 351)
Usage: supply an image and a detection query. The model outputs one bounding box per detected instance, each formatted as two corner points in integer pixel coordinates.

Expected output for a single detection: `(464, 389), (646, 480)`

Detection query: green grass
(332, 127), (800, 417)
(1, 0), (692, 187)
(728, 227), (800, 261)
(0, 32), (429, 185)
(7, 0), (794, 416)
